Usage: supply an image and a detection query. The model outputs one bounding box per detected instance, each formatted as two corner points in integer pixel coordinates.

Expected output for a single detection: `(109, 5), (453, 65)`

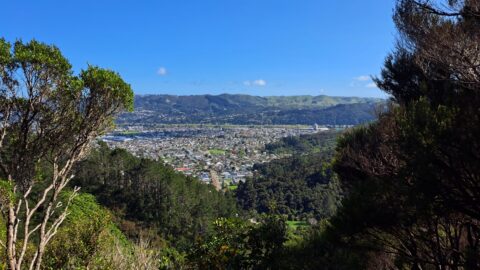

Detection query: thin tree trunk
(33, 244), (46, 270)
(7, 203), (16, 270)
(33, 191), (57, 270)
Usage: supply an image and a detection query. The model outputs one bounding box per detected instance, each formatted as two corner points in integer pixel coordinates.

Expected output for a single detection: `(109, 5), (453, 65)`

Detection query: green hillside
(118, 94), (383, 125)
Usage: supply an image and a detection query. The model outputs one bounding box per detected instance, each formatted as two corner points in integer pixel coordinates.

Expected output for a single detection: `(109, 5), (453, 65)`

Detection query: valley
(102, 124), (331, 190)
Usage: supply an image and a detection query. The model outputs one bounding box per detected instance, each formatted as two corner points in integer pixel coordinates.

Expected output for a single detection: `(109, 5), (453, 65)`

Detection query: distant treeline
(265, 130), (340, 154)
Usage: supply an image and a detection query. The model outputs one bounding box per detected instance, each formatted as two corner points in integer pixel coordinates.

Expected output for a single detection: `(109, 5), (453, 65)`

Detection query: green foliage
(0, 215), (6, 269)
(0, 179), (14, 204)
(42, 192), (176, 270)
(286, 220), (309, 230)
(133, 94), (380, 112)
(0, 38), (136, 270)
(265, 131), (339, 155)
(0, 38), (134, 189)
(80, 65), (134, 112)
(328, 100), (480, 268)
(71, 142), (237, 249)
(43, 193), (128, 269)
(13, 39), (72, 77)
(316, 1), (480, 268)
(236, 152), (342, 220)
(279, 220), (369, 270)
(6, 1), (480, 266)
(373, 48), (427, 105)
(0, 38), (12, 65)
(187, 215), (287, 269)
(119, 94), (382, 125)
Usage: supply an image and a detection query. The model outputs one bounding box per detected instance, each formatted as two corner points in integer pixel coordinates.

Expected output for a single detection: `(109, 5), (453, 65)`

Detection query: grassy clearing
(228, 185), (238, 191)
(284, 220), (310, 247)
(119, 130), (141, 135)
(208, 149), (226, 155)
(286, 220), (309, 230)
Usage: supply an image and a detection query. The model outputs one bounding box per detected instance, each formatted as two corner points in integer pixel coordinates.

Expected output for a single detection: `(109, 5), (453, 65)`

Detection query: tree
(0, 39), (133, 270)
(71, 143), (238, 250)
(327, 0), (480, 268)
(187, 216), (287, 269)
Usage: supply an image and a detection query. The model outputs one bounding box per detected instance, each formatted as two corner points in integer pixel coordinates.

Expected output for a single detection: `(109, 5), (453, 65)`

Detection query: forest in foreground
(1, 0), (480, 269)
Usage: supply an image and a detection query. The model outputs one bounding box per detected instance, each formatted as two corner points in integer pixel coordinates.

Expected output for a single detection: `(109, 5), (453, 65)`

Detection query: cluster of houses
(103, 125), (324, 189)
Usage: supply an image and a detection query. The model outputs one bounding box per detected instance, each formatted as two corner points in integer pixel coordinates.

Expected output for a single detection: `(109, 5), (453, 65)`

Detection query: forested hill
(265, 130), (339, 155)
(236, 152), (342, 220)
(117, 94), (383, 125)
(71, 142), (237, 249)
(236, 131), (343, 220)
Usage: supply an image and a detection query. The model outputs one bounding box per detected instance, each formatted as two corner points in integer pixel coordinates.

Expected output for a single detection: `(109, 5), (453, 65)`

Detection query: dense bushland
(236, 152), (342, 220)
(2, 0), (480, 269)
(71, 142), (238, 250)
(281, 0), (480, 268)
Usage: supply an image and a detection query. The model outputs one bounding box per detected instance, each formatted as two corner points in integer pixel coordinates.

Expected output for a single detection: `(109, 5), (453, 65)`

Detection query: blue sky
(1, 0), (396, 98)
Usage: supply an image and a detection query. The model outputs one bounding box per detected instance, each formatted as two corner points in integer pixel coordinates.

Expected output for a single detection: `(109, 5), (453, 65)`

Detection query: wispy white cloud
(354, 75), (370, 81)
(244, 79), (267, 87)
(350, 75), (379, 89)
(157, 67), (167, 76)
(366, 82), (377, 88)
(253, 79), (266, 86)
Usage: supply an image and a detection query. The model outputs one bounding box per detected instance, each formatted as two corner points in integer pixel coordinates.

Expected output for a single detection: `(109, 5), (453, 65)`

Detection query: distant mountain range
(117, 94), (384, 125)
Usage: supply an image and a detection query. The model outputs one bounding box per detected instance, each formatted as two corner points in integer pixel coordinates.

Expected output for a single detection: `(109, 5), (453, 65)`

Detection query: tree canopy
(0, 39), (133, 270)
(307, 0), (480, 268)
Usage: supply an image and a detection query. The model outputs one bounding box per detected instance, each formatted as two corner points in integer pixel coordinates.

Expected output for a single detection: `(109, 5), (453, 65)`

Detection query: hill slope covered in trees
(118, 94), (383, 125)
(236, 131), (343, 220)
(2, 0), (480, 268)
(71, 142), (237, 249)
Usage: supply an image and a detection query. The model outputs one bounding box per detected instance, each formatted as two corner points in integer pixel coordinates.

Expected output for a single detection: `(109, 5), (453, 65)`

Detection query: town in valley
(102, 124), (330, 190)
